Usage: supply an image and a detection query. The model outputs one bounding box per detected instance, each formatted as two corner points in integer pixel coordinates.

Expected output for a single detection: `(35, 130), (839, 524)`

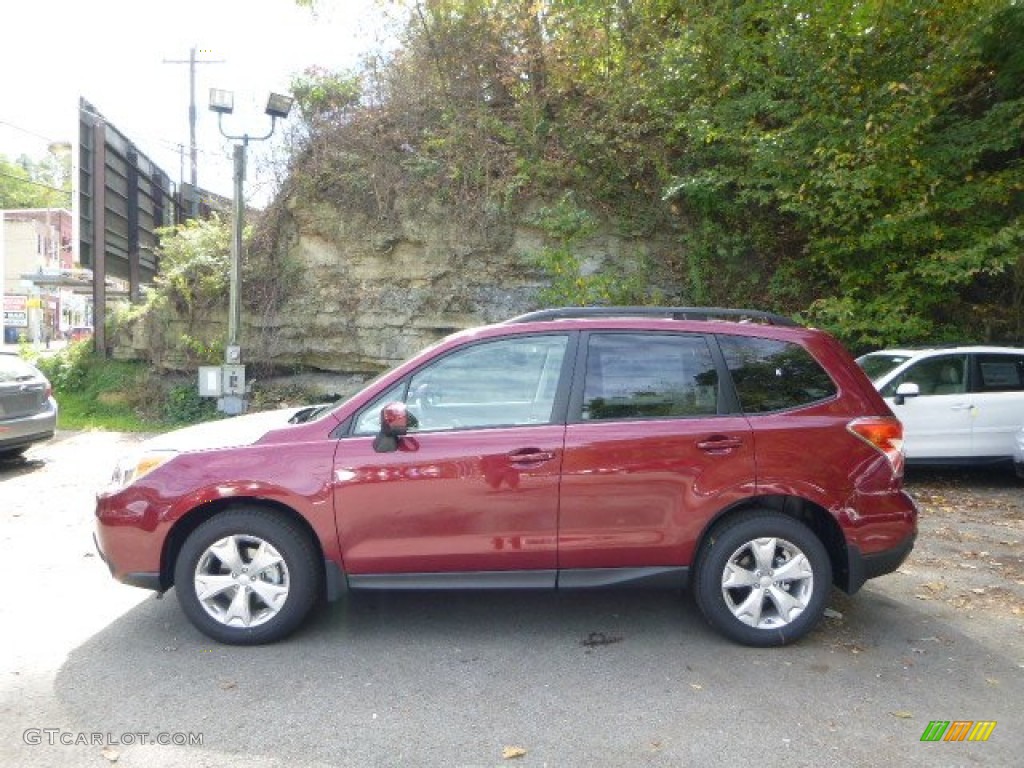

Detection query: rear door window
(973, 354), (1024, 392)
(718, 336), (837, 413)
(579, 333), (719, 421)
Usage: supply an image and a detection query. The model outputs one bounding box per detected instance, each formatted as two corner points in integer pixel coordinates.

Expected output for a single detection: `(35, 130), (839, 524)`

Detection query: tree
(289, 0), (1024, 347)
(0, 152), (71, 209)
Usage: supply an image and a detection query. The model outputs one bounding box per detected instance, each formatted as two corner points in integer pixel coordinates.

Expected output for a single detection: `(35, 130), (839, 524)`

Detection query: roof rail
(506, 306), (799, 327)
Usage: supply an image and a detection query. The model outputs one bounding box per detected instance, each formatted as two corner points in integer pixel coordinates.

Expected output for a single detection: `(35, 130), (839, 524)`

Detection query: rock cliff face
(112, 192), (678, 381)
(257, 198), (546, 374)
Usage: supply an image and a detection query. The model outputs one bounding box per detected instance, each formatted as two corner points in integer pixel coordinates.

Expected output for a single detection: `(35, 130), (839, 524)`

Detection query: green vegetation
(105, 213), (303, 368)
(0, 151), (71, 208)
(31, 342), (219, 432)
(288, 0), (1024, 350)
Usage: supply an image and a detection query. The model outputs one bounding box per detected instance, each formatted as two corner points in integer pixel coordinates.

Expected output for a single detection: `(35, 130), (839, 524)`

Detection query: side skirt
(344, 567), (689, 592)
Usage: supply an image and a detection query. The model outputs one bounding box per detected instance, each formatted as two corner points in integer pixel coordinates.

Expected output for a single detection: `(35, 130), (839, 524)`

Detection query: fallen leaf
(690, 683), (703, 691)
(890, 711), (913, 719)
(219, 680), (237, 690)
(502, 746), (527, 760)
(101, 746), (119, 762)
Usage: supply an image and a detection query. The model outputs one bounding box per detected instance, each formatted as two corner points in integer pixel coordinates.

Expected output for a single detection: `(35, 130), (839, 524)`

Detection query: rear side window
(581, 333), (718, 420)
(974, 354), (1024, 392)
(719, 336), (837, 414)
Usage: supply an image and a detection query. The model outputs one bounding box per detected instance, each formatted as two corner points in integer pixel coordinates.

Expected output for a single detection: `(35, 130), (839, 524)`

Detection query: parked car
(67, 326), (93, 343)
(856, 346), (1024, 467)
(95, 307), (917, 647)
(0, 352), (58, 458)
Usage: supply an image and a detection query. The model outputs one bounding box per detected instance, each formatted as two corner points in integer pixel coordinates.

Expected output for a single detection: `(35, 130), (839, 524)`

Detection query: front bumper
(92, 530), (163, 592)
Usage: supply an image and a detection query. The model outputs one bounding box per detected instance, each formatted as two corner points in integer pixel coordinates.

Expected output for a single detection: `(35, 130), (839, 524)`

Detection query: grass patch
(55, 390), (164, 432)
(32, 343), (219, 433)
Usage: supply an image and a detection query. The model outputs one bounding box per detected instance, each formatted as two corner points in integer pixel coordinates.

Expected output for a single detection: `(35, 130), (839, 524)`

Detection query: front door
(332, 334), (571, 582)
(883, 354), (972, 460)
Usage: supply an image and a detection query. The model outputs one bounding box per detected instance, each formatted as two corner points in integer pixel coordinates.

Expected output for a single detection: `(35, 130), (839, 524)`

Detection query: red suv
(95, 307), (917, 647)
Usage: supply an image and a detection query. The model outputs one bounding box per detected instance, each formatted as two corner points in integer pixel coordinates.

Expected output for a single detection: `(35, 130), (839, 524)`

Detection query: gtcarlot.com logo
(920, 721), (997, 742)
(23, 729), (203, 747)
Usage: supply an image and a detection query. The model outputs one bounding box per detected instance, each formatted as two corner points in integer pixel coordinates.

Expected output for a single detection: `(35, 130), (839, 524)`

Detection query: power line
(0, 119), (66, 147)
(0, 169), (71, 197)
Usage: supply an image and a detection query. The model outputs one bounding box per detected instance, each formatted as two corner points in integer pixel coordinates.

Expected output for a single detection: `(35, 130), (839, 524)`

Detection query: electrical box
(222, 365), (246, 395)
(198, 366), (222, 397)
(225, 345), (241, 364)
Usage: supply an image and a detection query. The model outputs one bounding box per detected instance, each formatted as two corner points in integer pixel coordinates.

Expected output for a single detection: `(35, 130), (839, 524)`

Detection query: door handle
(507, 449), (556, 465)
(696, 436), (743, 454)
(949, 403), (972, 411)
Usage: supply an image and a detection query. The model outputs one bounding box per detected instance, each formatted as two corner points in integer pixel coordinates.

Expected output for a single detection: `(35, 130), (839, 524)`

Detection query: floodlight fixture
(208, 88), (234, 114)
(265, 93), (294, 119)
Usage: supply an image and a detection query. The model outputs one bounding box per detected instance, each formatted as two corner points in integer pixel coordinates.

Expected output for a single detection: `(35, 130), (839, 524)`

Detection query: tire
(174, 508), (320, 645)
(694, 511), (831, 647)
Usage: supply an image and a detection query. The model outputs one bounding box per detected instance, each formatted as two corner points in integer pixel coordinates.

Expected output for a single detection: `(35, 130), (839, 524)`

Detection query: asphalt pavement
(0, 431), (1020, 767)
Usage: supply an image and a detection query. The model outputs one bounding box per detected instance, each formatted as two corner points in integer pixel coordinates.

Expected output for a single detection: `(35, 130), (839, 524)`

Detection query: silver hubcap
(194, 535), (290, 628)
(721, 537), (814, 629)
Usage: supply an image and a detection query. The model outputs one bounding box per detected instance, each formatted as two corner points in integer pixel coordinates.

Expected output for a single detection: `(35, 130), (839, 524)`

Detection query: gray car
(0, 353), (57, 458)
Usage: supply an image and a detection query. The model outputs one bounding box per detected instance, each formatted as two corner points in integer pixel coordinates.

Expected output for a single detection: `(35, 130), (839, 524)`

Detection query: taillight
(848, 416), (905, 478)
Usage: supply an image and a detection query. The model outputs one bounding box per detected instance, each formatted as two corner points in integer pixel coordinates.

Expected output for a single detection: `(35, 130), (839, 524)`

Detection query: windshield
(856, 353), (911, 382)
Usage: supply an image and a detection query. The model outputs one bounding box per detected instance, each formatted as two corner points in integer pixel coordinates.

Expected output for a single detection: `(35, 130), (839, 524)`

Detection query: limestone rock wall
(110, 193), (679, 379)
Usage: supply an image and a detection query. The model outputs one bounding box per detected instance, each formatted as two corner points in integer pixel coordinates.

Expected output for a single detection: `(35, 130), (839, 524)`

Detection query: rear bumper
(844, 532), (916, 595)
(0, 406), (56, 451)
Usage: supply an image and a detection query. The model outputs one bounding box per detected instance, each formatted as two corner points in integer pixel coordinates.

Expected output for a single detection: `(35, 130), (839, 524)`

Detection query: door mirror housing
(894, 381), (920, 406)
(373, 402), (414, 452)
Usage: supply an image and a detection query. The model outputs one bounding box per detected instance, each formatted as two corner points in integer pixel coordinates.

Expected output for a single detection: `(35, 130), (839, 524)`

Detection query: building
(0, 207), (88, 343)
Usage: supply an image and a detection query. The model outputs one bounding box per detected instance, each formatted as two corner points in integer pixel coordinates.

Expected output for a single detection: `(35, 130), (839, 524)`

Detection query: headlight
(109, 450), (177, 490)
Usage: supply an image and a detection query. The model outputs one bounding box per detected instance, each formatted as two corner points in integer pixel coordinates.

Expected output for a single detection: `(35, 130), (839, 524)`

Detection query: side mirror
(893, 382), (920, 406)
(373, 402), (413, 453)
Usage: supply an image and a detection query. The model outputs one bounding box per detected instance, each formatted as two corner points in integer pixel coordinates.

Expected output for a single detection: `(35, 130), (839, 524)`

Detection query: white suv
(857, 346), (1024, 467)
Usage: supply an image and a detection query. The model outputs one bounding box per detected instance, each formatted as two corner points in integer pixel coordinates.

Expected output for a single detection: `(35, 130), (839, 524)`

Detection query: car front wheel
(174, 508), (320, 645)
(694, 512), (831, 647)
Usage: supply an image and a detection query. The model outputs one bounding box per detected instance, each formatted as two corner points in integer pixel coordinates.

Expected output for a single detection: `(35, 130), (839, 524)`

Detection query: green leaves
(286, 0), (1024, 346)
(153, 216), (232, 317)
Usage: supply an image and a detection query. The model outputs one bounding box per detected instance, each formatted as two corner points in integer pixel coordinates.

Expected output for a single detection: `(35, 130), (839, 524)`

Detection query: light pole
(208, 88), (293, 415)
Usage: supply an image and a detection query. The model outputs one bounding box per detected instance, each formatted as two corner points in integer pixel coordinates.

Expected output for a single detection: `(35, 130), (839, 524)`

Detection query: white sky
(1, 0), (397, 205)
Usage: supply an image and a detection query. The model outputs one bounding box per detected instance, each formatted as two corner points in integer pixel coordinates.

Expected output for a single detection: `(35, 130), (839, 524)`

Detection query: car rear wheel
(694, 511), (831, 647)
(174, 508), (320, 645)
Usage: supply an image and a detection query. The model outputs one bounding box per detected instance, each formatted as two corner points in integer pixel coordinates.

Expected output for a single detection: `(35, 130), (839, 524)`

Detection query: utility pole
(163, 47), (225, 219)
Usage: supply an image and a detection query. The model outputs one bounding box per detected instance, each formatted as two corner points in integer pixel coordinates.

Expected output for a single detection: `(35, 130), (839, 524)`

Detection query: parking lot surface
(1, 431), (1021, 767)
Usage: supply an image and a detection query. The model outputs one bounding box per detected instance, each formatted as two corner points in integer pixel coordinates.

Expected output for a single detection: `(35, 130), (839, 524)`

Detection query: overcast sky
(1, 0), (395, 204)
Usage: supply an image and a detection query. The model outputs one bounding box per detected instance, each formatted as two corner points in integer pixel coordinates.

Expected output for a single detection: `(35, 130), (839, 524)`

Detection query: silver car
(0, 353), (57, 458)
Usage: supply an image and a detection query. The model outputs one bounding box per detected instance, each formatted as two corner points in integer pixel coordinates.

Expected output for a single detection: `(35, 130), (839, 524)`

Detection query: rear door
(968, 352), (1024, 459)
(558, 332), (755, 574)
